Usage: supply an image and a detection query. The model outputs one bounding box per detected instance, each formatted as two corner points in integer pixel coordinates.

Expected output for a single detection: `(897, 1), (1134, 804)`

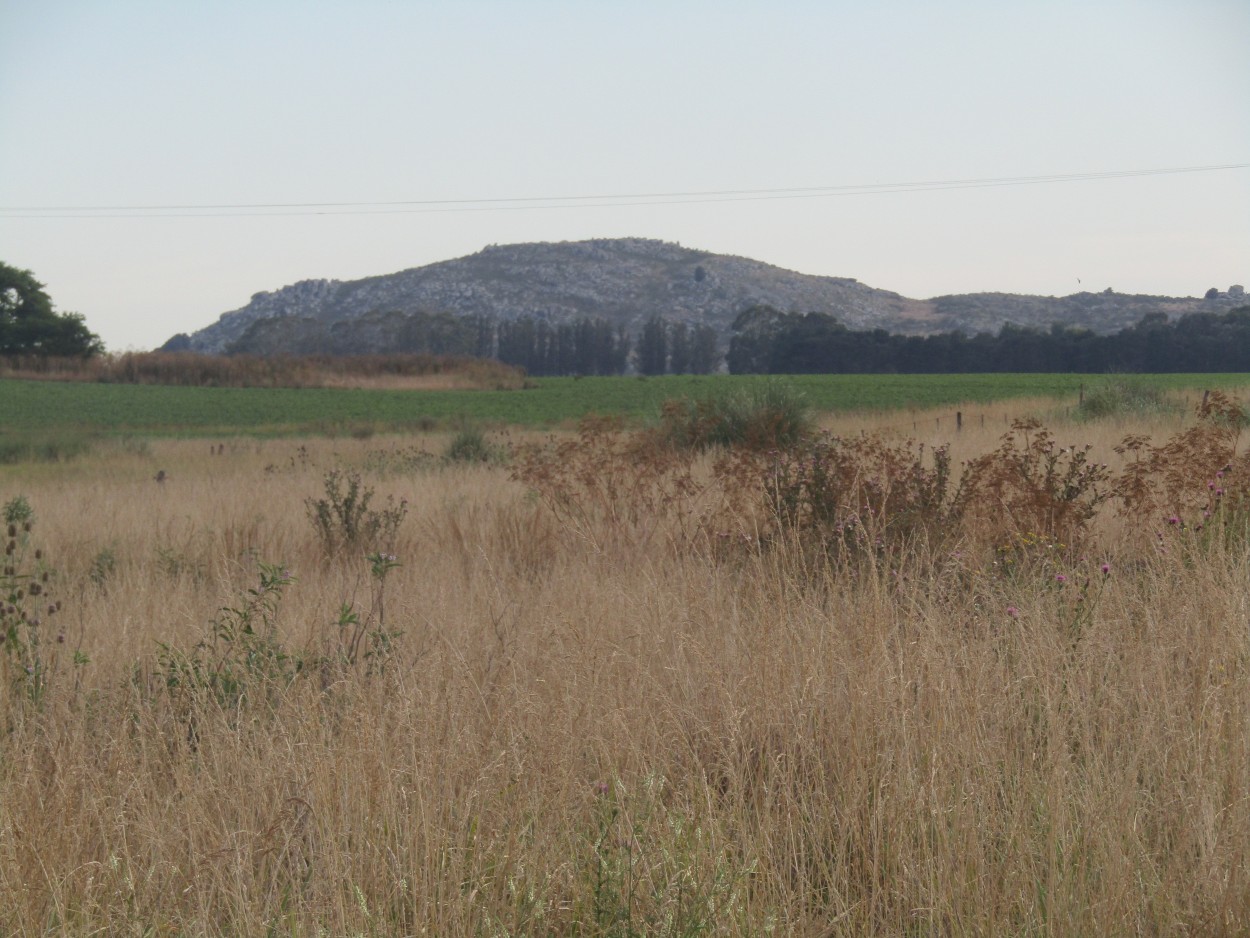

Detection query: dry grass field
(1, 393), (1248, 936)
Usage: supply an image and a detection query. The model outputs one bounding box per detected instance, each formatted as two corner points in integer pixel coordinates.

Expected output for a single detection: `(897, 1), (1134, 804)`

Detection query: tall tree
(0, 262), (103, 357)
(636, 315), (668, 375)
(668, 322), (691, 374)
(689, 323), (720, 373)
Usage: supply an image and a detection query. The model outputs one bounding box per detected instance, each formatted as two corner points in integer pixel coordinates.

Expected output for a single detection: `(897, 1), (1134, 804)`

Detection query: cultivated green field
(6, 373), (1250, 437)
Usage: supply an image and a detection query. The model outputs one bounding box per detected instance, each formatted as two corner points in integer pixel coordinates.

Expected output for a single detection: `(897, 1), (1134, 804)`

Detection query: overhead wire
(1, 161), (1246, 219)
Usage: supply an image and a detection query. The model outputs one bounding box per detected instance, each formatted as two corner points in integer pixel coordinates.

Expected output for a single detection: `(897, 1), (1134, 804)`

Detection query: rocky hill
(162, 238), (1245, 355)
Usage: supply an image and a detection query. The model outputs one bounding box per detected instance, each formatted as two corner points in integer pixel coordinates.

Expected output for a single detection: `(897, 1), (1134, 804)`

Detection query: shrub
(654, 381), (812, 452)
(1079, 378), (1178, 420)
(157, 562), (300, 718)
(88, 547), (117, 589)
(511, 416), (706, 553)
(1115, 390), (1247, 528)
(445, 425), (501, 464)
(960, 418), (1113, 545)
(714, 432), (962, 564)
(305, 469), (408, 560)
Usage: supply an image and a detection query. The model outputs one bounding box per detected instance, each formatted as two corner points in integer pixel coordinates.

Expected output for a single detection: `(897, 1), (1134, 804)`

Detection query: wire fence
(849, 385), (1219, 438)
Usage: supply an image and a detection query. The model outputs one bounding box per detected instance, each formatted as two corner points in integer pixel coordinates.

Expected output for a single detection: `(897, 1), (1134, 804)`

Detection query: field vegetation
(1, 383), (1249, 934)
(7, 368), (1250, 441)
(1, 351), (529, 391)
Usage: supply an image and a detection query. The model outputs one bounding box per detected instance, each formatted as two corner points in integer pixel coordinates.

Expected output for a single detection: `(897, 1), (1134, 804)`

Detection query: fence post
(956, 411), (962, 432)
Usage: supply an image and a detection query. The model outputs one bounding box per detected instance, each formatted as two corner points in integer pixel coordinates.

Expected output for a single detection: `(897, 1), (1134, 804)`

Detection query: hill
(161, 238), (1245, 355)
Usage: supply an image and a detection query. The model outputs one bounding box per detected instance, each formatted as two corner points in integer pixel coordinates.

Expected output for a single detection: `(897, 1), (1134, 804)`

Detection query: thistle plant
(1, 497), (72, 707)
(306, 468), (408, 560)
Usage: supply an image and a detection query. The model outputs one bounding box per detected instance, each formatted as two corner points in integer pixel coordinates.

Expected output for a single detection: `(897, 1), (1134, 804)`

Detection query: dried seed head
(5, 524), (13, 538)
(34, 549), (42, 561)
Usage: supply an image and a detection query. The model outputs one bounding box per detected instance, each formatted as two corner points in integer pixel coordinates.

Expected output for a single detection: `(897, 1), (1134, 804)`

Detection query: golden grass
(1, 405), (1248, 935)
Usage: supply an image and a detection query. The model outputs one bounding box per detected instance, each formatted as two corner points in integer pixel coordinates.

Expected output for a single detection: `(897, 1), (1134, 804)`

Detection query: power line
(2, 162), (1246, 219)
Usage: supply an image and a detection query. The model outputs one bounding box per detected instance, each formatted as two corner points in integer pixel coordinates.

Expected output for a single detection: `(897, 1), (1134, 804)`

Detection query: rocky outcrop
(162, 238), (1243, 354)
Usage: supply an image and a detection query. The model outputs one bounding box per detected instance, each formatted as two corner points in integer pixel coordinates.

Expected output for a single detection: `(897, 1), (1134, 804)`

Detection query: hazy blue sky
(2, 0), (1247, 351)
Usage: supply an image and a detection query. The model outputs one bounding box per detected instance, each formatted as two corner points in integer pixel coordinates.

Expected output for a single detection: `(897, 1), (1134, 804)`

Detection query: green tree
(0, 263), (103, 356)
(636, 314), (668, 375)
(689, 323), (720, 373)
(668, 321), (691, 374)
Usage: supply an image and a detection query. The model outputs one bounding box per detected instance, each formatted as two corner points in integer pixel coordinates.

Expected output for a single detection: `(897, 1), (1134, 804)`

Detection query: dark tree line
(495, 316), (631, 376)
(727, 305), (1250, 374)
(498, 314), (719, 376)
(223, 308), (724, 375)
(633, 315), (720, 375)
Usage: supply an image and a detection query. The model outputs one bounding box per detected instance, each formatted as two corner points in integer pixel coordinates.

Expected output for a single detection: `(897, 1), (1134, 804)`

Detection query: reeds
(0, 351), (527, 390)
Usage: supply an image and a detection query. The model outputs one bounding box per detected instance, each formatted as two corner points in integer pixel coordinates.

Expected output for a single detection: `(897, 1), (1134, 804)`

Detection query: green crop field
(4, 373), (1250, 438)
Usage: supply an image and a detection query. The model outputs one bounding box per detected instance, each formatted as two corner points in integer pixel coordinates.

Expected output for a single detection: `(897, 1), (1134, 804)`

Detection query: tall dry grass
(0, 351), (528, 390)
(1, 404), (1248, 935)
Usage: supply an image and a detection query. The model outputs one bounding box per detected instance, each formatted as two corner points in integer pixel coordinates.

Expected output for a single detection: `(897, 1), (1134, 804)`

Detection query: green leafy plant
(305, 468), (407, 559)
(1078, 377), (1178, 420)
(653, 381), (812, 452)
(158, 562), (301, 715)
(445, 424), (502, 464)
(329, 551), (404, 678)
(577, 774), (747, 936)
(88, 547), (117, 589)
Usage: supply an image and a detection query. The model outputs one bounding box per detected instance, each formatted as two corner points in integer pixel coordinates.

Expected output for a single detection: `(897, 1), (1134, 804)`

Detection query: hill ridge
(162, 237), (1243, 355)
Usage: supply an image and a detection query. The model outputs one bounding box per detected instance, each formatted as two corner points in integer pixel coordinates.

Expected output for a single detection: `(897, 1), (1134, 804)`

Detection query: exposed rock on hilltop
(161, 238), (1242, 355)
(162, 238), (917, 354)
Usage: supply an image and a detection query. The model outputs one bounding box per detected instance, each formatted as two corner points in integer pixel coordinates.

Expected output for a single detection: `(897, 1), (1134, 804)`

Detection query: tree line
(728, 305), (1250, 374)
(492, 314), (719, 376)
(222, 308), (722, 376)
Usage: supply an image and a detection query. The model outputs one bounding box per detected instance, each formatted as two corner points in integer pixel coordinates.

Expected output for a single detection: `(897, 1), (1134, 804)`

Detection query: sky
(1, 0), (1247, 352)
